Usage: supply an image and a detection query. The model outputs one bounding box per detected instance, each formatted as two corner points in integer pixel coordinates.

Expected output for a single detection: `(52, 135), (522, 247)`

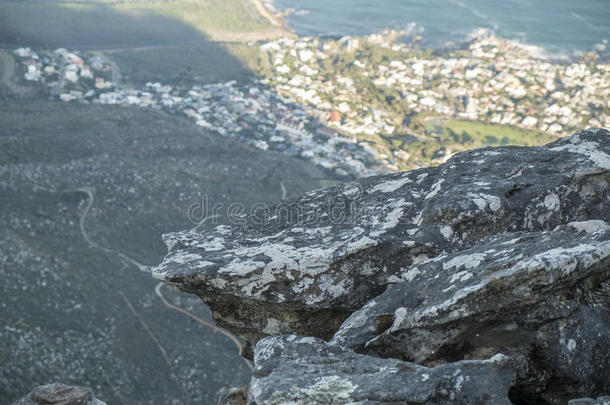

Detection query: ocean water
(272, 0), (609, 59)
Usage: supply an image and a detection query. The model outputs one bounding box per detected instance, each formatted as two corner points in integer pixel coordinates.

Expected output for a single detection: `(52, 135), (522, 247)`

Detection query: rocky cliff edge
(154, 128), (610, 404)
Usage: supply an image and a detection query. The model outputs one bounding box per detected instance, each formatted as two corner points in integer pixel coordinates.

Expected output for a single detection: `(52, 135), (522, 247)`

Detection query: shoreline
(247, 0), (295, 35)
(248, 3), (607, 62)
(202, 0), (294, 42)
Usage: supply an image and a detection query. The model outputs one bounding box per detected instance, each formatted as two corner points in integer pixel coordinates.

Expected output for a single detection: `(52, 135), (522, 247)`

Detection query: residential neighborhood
(259, 31), (609, 137)
(13, 30), (609, 174)
(13, 46), (383, 178)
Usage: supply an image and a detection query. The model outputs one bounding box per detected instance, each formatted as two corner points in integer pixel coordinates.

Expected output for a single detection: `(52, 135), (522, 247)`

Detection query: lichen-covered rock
(569, 397), (610, 405)
(153, 128), (610, 350)
(331, 223), (610, 403)
(218, 386), (249, 405)
(10, 383), (106, 405)
(249, 335), (515, 405)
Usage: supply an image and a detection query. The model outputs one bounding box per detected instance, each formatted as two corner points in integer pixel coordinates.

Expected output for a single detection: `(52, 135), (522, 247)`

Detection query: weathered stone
(10, 383), (106, 405)
(153, 128), (610, 351)
(154, 128), (610, 404)
(568, 397), (610, 405)
(331, 224), (610, 403)
(249, 335), (515, 405)
(218, 386), (249, 405)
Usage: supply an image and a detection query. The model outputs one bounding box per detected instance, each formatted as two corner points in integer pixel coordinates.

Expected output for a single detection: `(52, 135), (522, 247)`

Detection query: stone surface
(331, 225), (610, 403)
(249, 335), (515, 405)
(568, 397), (610, 405)
(10, 383), (106, 405)
(153, 128), (610, 404)
(218, 386), (249, 405)
(154, 128), (610, 349)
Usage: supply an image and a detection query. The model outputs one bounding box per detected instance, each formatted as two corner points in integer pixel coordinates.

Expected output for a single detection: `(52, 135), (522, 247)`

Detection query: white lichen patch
(390, 307), (409, 332)
(568, 220), (610, 233)
(425, 179), (445, 200)
(260, 375), (357, 405)
(544, 193), (560, 211)
(165, 252), (203, 265)
(449, 270), (474, 284)
(402, 267), (421, 282)
(208, 278), (228, 289)
(440, 225), (454, 240)
(196, 236), (225, 252)
(371, 199), (407, 237)
(442, 253), (487, 271)
(514, 241), (610, 278)
(263, 318), (283, 335)
(417, 172), (429, 183)
(369, 175), (412, 193)
(551, 137), (610, 170)
(468, 193), (502, 212)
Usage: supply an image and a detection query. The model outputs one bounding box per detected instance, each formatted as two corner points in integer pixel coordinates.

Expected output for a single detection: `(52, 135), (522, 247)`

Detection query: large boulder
(153, 128), (610, 403)
(153, 128), (610, 351)
(249, 335), (515, 405)
(10, 383), (106, 405)
(331, 224), (610, 403)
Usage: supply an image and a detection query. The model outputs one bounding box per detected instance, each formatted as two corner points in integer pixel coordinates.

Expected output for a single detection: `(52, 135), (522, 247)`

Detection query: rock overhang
(153, 128), (610, 403)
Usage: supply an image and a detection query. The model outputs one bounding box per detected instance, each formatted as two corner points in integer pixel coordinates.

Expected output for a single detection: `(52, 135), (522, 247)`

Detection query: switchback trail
(75, 186), (253, 376)
(155, 283), (254, 371)
(119, 291), (188, 402)
(76, 187), (148, 272)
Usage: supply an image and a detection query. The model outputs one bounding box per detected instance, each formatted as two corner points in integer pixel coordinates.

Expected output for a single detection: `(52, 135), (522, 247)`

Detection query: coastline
(206, 0), (294, 42)
(249, 0), (284, 29)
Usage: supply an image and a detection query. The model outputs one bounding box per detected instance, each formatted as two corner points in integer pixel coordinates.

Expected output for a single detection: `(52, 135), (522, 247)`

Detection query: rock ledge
(155, 128), (610, 404)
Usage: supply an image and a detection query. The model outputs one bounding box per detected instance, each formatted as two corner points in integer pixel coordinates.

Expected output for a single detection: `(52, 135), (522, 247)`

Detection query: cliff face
(154, 128), (610, 404)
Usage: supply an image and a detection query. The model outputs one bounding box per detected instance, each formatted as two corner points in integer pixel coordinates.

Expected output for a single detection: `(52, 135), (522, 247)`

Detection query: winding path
(119, 291), (188, 402)
(76, 187), (148, 272)
(155, 283), (254, 371)
(190, 213), (222, 233)
(74, 186), (253, 378)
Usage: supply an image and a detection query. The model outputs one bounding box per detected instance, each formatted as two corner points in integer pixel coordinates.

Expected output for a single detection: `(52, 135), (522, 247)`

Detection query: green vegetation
(443, 119), (555, 147)
(108, 0), (271, 34)
(395, 116), (555, 169)
(0, 0), (274, 48)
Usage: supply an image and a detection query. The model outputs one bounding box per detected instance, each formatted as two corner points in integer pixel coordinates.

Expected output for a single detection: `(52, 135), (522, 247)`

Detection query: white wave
(465, 27), (573, 61)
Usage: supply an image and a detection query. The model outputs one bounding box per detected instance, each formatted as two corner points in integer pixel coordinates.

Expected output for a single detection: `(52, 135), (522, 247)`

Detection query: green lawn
(444, 119), (555, 147)
(392, 117), (557, 169)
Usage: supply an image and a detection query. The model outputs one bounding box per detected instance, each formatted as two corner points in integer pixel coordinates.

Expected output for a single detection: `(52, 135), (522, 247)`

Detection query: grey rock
(569, 397), (610, 405)
(249, 335), (515, 405)
(153, 128), (610, 350)
(153, 128), (610, 404)
(11, 383), (106, 405)
(218, 386), (249, 405)
(331, 225), (610, 403)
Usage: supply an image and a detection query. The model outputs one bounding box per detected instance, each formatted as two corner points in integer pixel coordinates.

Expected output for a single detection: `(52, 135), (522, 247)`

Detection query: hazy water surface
(274, 0), (609, 58)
